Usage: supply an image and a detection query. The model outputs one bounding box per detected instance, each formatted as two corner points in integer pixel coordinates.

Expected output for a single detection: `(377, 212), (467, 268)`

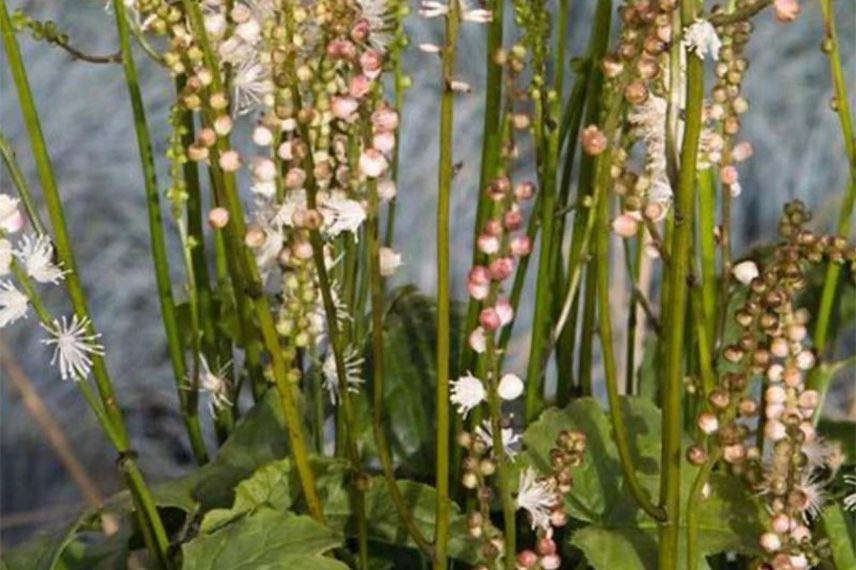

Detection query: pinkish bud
(469, 265), (491, 285)
(468, 281), (490, 300)
(485, 218), (503, 236)
(372, 131), (396, 153)
(612, 213), (640, 237)
(277, 141), (293, 161)
(252, 157), (277, 182)
(218, 150), (242, 172)
(504, 209), (523, 230)
(765, 385), (787, 405)
(773, 0), (801, 22)
(479, 307), (501, 331)
(516, 550), (537, 569)
(495, 298), (513, 326)
(798, 390), (819, 410)
(489, 257), (514, 281)
(252, 125), (274, 146)
(732, 141), (754, 162)
(350, 18), (371, 42)
(327, 39), (358, 60)
(332, 96), (360, 121)
(208, 207), (229, 229)
(510, 235), (532, 256)
(349, 74), (373, 98)
(371, 107), (400, 131)
(292, 240), (314, 260)
(360, 49), (384, 78)
(759, 532), (781, 553)
(540, 554), (561, 570)
(359, 148), (389, 178)
(514, 182), (535, 201)
(469, 327), (487, 353)
(581, 125), (608, 156)
(720, 165), (739, 185)
(536, 538), (556, 556)
(477, 234), (501, 255)
(764, 419), (787, 442)
(771, 513), (792, 534)
(285, 167), (306, 189)
(697, 412), (719, 435)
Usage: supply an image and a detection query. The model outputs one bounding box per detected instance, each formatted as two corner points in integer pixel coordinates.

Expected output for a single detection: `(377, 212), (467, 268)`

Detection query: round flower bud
(612, 213), (640, 237)
(540, 554), (561, 570)
(468, 327), (487, 353)
(732, 260), (759, 285)
(377, 179), (397, 201)
(252, 126), (274, 146)
(771, 513), (792, 534)
(697, 412), (719, 435)
(764, 419), (787, 442)
(773, 0), (801, 22)
(497, 373), (524, 400)
(359, 148), (388, 178)
(581, 125), (608, 156)
(218, 150), (242, 172)
(479, 307), (501, 331)
(208, 207), (229, 229)
(759, 532), (782, 553)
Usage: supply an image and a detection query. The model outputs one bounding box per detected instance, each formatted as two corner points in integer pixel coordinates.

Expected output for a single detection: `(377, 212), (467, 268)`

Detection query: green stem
(181, 0), (324, 521)
(810, 0), (855, 394)
(113, 2), (208, 465)
(698, 169), (718, 345)
(434, 3), (461, 566)
(686, 448), (720, 569)
(659, 2), (704, 565)
(596, 187), (665, 522)
(367, 179), (434, 558)
(0, 130), (46, 234)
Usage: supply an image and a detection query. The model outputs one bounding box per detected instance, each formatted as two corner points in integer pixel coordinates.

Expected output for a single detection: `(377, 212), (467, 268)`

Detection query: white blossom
(0, 239), (12, 276)
(197, 354), (233, 414)
(15, 234), (65, 284)
(0, 194), (24, 234)
(461, 0), (492, 23)
(322, 196), (367, 239)
(232, 57), (274, 115)
(683, 19), (722, 61)
(41, 315), (105, 381)
(418, 0), (448, 18)
(379, 247), (403, 277)
(475, 419), (521, 459)
(449, 372), (485, 417)
(516, 467), (558, 531)
(358, 0), (395, 51)
(0, 281), (28, 328)
(732, 260), (759, 285)
(322, 346), (365, 405)
(794, 472), (826, 521)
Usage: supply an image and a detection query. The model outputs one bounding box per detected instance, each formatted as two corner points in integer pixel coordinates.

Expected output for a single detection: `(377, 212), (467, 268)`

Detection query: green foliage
(523, 397), (764, 569)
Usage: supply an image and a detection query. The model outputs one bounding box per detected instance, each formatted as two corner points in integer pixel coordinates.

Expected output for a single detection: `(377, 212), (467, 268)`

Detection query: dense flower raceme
(687, 202), (855, 569)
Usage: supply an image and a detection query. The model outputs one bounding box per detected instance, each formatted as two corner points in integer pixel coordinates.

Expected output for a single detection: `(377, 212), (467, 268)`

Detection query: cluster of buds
(688, 202), (853, 569)
(695, 8), (756, 197)
(514, 430), (586, 570)
(586, 0), (678, 241)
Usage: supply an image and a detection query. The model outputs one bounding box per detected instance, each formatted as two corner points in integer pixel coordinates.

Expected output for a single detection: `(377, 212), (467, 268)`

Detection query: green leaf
(182, 511), (348, 570)
(524, 397), (763, 569)
(818, 504), (856, 570)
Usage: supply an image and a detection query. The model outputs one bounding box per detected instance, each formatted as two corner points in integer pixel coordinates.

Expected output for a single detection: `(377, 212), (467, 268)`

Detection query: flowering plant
(1, 0), (854, 569)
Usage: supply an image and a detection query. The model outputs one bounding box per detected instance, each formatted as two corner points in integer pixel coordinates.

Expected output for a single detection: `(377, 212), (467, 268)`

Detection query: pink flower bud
(377, 179), (397, 201)
(540, 554), (561, 570)
(489, 257), (514, 281)
(327, 39), (357, 60)
(469, 327), (487, 353)
(292, 241), (314, 260)
(218, 150), (242, 172)
(277, 141), (293, 161)
(349, 74), (373, 98)
(468, 281), (490, 300)
(798, 390), (819, 410)
(510, 235), (532, 256)
(360, 49), (384, 78)
(771, 513), (792, 534)
(504, 209), (523, 230)
(252, 125), (274, 146)
(612, 213), (640, 237)
(697, 412), (719, 435)
(765, 385), (786, 405)
(350, 19), (371, 42)
(773, 0), (801, 22)
(516, 550), (537, 569)
(469, 265), (491, 285)
(372, 107), (400, 131)
(732, 141), (754, 162)
(359, 148), (389, 178)
(759, 532), (781, 553)
(581, 125), (608, 156)
(332, 96), (360, 121)
(252, 158), (277, 182)
(495, 298), (513, 326)
(536, 538), (556, 556)
(208, 207), (229, 229)
(285, 167), (306, 189)
(479, 307), (501, 331)
(485, 219), (503, 236)
(720, 165), (739, 185)
(477, 234), (500, 255)
(372, 130), (396, 153)
(514, 182), (535, 201)
(790, 525), (811, 543)
(764, 419), (787, 442)
(723, 444), (746, 464)
(550, 509), (568, 527)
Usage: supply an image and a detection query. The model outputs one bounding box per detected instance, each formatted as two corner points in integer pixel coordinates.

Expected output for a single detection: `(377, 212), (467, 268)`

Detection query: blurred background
(1, 0), (853, 551)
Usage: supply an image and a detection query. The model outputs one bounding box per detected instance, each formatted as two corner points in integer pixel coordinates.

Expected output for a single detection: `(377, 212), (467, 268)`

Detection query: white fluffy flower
(497, 373), (524, 401)
(794, 472), (826, 521)
(0, 239), (12, 276)
(198, 354), (233, 414)
(683, 19), (722, 61)
(358, 0), (395, 51)
(0, 280), (28, 328)
(322, 196), (367, 238)
(379, 247), (402, 277)
(15, 234), (65, 284)
(732, 260), (759, 285)
(449, 372), (485, 417)
(0, 194), (24, 234)
(232, 57), (274, 115)
(516, 467), (558, 531)
(41, 315), (105, 381)
(322, 346), (365, 405)
(475, 419), (521, 459)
